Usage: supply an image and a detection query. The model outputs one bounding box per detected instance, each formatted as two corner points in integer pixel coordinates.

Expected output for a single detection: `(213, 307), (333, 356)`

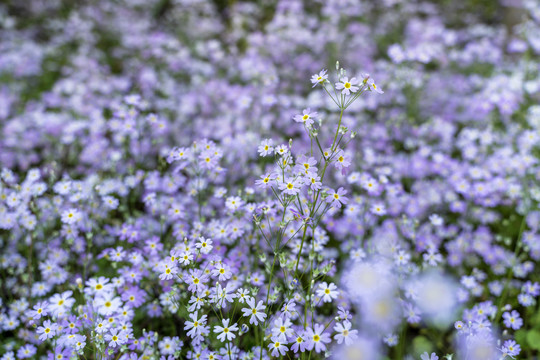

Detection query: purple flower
(293, 108), (318, 127)
(304, 324), (331, 353)
(335, 77), (359, 95)
(501, 340), (521, 357)
(326, 187), (349, 209)
(278, 177), (302, 196)
(503, 310), (523, 330)
(310, 69), (328, 87)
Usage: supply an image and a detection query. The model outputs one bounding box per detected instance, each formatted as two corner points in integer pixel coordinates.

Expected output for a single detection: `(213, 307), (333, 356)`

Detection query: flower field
(1, 0), (540, 359)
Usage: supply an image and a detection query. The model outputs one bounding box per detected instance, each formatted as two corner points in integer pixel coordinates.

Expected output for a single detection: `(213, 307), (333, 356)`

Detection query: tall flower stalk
(253, 62), (383, 356)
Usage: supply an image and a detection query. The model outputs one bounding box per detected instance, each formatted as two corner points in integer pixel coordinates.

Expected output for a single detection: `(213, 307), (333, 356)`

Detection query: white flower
(214, 318), (239, 342)
(196, 237), (213, 254)
(104, 329), (125, 348)
(61, 208), (81, 224)
(271, 317), (294, 342)
(258, 139), (274, 157)
(36, 320), (57, 341)
(335, 77), (359, 95)
(316, 282), (339, 303)
(241, 298), (267, 325)
(333, 320), (358, 345)
(184, 312), (207, 338)
(310, 69), (328, 87)
(268, 337), (289, 357)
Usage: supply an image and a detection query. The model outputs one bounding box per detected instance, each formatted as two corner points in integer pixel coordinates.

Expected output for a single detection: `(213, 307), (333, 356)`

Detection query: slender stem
(293, 107), (344, 277)
(494, 211), (527, 322)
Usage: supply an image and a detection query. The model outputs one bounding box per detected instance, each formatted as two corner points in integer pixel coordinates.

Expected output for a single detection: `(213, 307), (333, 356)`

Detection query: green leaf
(515, 329), (527, 348)
(526, 330), (540, 350)
(413, 335), (433, 356)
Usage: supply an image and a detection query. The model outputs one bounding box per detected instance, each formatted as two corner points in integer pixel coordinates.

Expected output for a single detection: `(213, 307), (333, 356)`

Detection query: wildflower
(184, 312), (208, 338)
(333, 150), (351, 171)
(337, 306), (352, 321)
(271, 317), (293, 342)
(95, 294), (122, 316)
(522, 281), (540, 296)
(268, 338), (289, 357)
(278, 177), (302, 196)
(167, 147), (191, 163)
(501, 340), (521, 357)
(241, 298), (267, 325)
(429, 214), (443, 226)
(28, 301), (48, 320)
(178, 251), (193, 266)
(334, 320), (358, 345)
(305, 324), (331, 353)
(361, 176), (380, 194)
(95, 319), (109, 334)
(258, 139), (274, 156)
(17, 345), (36, 359)
(310, 69), (328, 87)
(85, 277), (113, 296)
(404, 302), (421, 324)
(225, 196), (243, 211)
(305, 174), (322, 190)
(235, 288), (252, 304)
(102, 195), (119, 209)
(423, 249), (443, 266)
(74, 335), (86, 351)
(281, 299), (297, 319)
(420, 352), (438, 360)
(185, 269), (209, 293)
(335, 77), (359, 95)
(316, 282), (339, 303)
(291, 333), (308, 353)
(37, 320), (57, 341)
(168, 203), (185, 220)
(503, 310), (523, 330)
(196, 237), (213, 254)
(105, 329), (126, 348)
(61, 208), (81, 224)
(370, 203), (386, 216)
(362, 73), (384, 94)
(49, 291), (75, 316)
(214, 318), (239, 342)
(394, 250), (410, 266)
(383, 333), (398, 347)
(275, 144), (288, 156)
(255, 173), (273, 189)
(325, 187), (349, 209)
(518, 293), (534, 307)
(293, 108), (318, 127)
(158, 263), (178, 281)
(295, 155), (318, 176)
